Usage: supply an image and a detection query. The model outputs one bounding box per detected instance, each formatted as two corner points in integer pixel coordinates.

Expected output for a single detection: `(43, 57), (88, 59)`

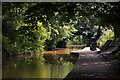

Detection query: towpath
(64, 47), (120, 79)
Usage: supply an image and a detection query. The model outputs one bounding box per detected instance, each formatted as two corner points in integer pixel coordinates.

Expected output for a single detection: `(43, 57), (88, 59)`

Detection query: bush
(97, 30), (114, 48)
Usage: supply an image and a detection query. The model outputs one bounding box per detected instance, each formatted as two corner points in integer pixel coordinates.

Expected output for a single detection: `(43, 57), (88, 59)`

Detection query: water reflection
(41, 48), (81, 54)
(41, 44), (86, 54)
(3, 54), (77, 78)
(2, 45), (85, 78)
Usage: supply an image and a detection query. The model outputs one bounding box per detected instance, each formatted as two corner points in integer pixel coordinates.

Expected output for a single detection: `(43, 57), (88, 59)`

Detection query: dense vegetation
(2, 2), (120, 57)
(97, 29), (114, 48)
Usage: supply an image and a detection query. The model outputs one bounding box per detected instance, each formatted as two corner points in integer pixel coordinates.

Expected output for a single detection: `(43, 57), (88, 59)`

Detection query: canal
(2, 45), (86, 79)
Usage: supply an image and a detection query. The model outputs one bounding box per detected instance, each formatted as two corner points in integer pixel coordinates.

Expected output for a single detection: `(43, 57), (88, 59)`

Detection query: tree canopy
(2, 2), (120, 56)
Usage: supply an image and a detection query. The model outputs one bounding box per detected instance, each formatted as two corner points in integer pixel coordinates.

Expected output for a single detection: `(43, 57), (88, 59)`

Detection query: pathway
(64, 47), (120, 79)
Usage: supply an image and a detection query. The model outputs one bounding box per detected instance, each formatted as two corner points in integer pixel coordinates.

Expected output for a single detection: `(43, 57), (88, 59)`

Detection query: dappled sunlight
(81, 74), (94, 77)
(82, 63), (88, 66)
(2, 2), (120, 79)
(79, 61), (111, 66)
(66, 44), (87, 47)
(40, 45), (85, 54)
(41, 48), (81, 54)
(93, 62), (98, 64)
(93, 62), (111, 65)
(79, 55), (85, 57)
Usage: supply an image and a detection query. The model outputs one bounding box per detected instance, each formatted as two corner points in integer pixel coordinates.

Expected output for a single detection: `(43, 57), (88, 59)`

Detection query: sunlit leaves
(97, 30), (114, 48)
(3, 2), (120, 56)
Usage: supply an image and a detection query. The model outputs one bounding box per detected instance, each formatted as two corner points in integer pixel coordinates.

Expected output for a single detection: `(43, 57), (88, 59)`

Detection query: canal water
(2, 45), (85, 79)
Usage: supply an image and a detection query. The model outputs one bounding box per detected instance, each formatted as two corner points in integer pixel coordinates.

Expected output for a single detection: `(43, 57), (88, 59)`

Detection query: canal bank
(64, 47), (120, 79)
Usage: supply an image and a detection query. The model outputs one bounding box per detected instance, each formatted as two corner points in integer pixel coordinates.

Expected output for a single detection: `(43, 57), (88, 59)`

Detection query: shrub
(97, 30), (114, 48)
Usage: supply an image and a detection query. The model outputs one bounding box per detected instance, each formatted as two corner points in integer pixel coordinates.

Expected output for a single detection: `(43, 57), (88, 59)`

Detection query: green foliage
(68, 35), (88, 45)
(2, 3), (48, 56)
(18, 22), (48, 53)
(2, 2), (120, 57)
(44, 24), (77, 50)
(2, 3), (28, 56)
(97, 30), (114, 48)
(22, 2), (79, 50)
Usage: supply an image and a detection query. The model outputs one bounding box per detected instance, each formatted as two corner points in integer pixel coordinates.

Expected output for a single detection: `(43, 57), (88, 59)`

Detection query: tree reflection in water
(3, 45), (85, 78)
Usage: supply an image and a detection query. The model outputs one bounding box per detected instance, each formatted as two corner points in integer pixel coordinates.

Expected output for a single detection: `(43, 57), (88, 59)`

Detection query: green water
(3, 61), (73, 78)
(2, 45), (84, 79)
(2, 54), (77, 78)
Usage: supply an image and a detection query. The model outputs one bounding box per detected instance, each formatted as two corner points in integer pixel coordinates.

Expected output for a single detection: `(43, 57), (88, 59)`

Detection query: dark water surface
(2, 45), (85, 78)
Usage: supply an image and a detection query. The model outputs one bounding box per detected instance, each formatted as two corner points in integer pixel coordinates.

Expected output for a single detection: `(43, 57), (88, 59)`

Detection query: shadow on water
(2, 45), (86, 79)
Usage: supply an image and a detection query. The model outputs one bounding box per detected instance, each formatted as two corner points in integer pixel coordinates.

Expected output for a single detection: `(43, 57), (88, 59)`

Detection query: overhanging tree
(93, 2), (120, 46)
(2, 2), (120, 56)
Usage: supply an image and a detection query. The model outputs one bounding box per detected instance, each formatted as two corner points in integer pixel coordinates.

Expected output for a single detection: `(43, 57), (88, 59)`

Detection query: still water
(2, 45), (85, 79)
